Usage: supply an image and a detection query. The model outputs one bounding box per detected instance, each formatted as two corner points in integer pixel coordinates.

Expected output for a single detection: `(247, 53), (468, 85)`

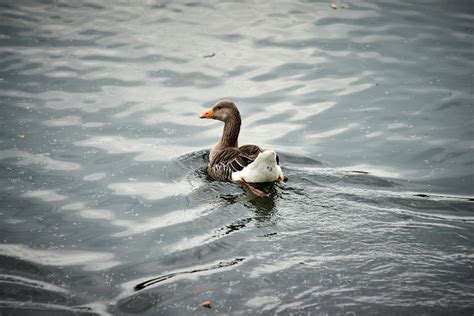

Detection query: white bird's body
(231, 150), (282, 183)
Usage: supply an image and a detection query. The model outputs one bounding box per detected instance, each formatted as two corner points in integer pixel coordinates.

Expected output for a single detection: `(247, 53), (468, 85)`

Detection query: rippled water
(1, 0), (473, 314)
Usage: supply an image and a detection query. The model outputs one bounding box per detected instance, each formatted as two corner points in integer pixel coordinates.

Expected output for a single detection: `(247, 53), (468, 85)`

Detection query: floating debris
(201, 300), (212, 309)
(414, 194), (429, 198)
(203, 53), (216, 58)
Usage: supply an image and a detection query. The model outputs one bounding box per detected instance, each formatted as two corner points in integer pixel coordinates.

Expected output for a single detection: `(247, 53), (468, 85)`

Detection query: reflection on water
(1, 0), (473, 314)
(0, 244), (118, 271)
(109, 179), (199, 200)
(112, 205), (212, 238)
(76, 136), (196, 162)
(21, 190), (67, 202)
(0, 149), (81, 171)
(42, 115), (105, 128)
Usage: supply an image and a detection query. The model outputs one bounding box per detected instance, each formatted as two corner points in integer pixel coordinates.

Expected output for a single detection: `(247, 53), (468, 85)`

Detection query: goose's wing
(208, 147), (254, 181)
(240, 144), (280, 165)
(239, 144), (263, 160)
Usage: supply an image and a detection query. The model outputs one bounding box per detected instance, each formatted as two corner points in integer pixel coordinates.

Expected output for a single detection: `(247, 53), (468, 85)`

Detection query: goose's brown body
(207, 144), (263, 181)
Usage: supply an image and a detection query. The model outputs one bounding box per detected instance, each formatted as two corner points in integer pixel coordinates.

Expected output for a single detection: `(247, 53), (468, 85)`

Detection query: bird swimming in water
(199, 100), (286, 197)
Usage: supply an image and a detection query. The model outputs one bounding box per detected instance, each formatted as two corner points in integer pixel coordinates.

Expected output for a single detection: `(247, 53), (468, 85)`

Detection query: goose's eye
(216, 106), (222, 110)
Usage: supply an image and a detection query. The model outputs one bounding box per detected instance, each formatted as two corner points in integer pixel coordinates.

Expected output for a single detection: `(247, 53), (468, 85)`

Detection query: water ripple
(0, 0), (473, 314)
(0, 149), (81, 171)
(0, 244), (119, 271)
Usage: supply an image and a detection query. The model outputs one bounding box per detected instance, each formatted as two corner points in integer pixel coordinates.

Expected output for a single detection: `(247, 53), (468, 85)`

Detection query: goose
(199, 100), (286, 197)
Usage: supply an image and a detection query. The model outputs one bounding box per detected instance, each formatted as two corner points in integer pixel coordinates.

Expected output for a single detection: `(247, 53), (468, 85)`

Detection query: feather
(208, 147), (255, 181)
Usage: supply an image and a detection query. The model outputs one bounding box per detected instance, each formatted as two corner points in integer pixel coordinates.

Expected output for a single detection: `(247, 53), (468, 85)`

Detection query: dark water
(1, 0), (473, 314)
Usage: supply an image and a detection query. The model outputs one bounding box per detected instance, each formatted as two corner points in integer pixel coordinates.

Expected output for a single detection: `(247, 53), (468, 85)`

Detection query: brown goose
(199, 100), (285, 196)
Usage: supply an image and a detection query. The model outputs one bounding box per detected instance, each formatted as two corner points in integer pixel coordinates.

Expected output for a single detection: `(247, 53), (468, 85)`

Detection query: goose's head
(199, 100), (240, 123)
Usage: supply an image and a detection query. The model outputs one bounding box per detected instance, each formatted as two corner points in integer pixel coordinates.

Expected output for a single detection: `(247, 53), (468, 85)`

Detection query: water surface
(0, 0), (473, 314)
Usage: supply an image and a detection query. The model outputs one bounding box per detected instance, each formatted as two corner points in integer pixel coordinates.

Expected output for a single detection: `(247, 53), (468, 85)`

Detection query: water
(0, 0), (473, 314)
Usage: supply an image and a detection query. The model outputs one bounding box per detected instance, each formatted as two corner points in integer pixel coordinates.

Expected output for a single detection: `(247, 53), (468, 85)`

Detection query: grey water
(0, 0), (473, 314)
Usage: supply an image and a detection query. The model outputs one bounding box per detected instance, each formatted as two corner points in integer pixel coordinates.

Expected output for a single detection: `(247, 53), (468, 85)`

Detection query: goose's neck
(209, 111), (241, 163)
(220, 114), (241, 148)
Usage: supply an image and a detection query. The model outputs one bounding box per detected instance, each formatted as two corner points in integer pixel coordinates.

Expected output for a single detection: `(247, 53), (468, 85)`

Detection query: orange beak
(199, 108), (214, 119)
